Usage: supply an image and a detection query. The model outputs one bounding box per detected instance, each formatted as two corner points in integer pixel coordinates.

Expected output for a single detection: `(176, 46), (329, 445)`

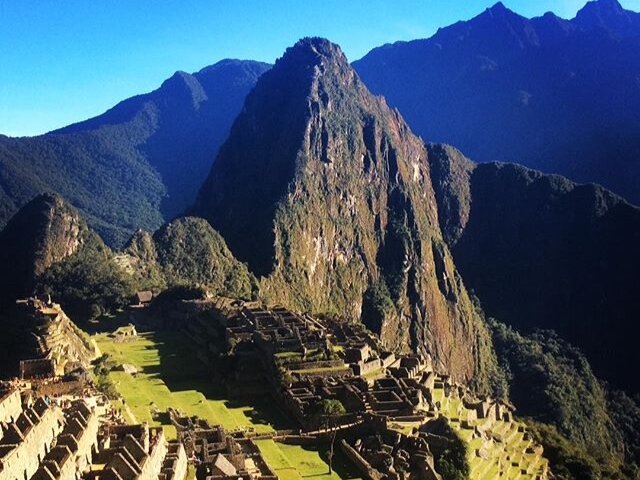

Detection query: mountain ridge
(428, 143), (640, 393)
(353, 0), (640, 205)
(0, 59), (271, 246)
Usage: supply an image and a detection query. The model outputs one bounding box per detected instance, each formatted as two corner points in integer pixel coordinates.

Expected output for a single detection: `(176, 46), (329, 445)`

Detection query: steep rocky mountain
(353, 0), (640, 204)
(428, 143), (640, 393)
(574, 0), (640, 35)
(0, 60), (270, 246)
(0, 193), (94, 307)
(194, 38), (501, 389)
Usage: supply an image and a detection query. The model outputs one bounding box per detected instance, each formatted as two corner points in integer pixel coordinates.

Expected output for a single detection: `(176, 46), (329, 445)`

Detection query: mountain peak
(488, 2), (508, 13)
(576, 0), (624, 18)
(277, 37), (350, 73)
(482, 1), (520, 19)
(0, 193), (91, 305)
(287, 37), (346, 60)
(194, 39), (496, 384)
(587, 0), (624, 12)
(573, 0), (640, 36)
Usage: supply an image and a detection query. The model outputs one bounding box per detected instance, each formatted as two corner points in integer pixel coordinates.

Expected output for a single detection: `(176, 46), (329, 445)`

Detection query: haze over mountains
(354, 0), (640, 204)
(0, 60), (269, 245)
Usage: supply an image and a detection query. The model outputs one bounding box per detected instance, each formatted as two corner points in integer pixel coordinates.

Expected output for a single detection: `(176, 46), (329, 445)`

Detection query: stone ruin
(14, 298), (100, 378)
(168, 408), (276, 479)
(0, 389), (98, 480)
(341, 424), (442, 480)
(0, 375), (188, 480)
(85, 422), (187, 480)
(214, 303), (549, 479)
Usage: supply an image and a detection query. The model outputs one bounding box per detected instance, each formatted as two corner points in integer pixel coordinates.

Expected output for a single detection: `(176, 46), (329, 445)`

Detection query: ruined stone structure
(341, 427), (442, 480)
(168, 409), (276, 479)
(216, 303), (549, 479)
(14, 298), (100, 377)
(32, 400), (99, 480)
(0, 374), (187, 480)
(0, 397), (64, 480)
(0, 393), (105, 480)
(0, 389), (22, 425)
(84, 423), (186, 480)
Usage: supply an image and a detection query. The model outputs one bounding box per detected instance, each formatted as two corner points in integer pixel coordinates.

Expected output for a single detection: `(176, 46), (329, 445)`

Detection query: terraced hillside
(164, 299), (550, 479)
(430, 375), (548, 479)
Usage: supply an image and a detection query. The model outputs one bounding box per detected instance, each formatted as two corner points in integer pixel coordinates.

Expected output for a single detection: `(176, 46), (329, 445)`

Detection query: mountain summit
(354, 0), (640, 204)
(194, 38), (499, 387)
(574, 0), (640, 36)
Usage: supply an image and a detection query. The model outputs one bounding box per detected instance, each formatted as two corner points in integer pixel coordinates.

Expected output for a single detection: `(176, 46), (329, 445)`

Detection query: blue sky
(1, 0), (639, 137)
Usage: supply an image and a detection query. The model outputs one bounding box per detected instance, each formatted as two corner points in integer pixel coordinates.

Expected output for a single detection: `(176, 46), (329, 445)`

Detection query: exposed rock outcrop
(0, 193), (90, 306)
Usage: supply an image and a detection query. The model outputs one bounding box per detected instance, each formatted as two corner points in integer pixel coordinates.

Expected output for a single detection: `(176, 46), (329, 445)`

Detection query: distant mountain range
(2, 0), (639, 246)
(0, 60), (270, 246)
(354, 0), (640, 204)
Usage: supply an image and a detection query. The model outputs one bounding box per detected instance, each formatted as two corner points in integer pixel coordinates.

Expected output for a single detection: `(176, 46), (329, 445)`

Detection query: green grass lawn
(94, 330), (362, 479)
(95, 331), (290, 437)
(255, 439), (362, 480)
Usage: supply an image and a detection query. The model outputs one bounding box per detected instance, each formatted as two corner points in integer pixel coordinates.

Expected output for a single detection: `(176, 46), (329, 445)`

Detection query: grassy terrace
(430, 384), (548, 480)
(94, 331), (361, 480)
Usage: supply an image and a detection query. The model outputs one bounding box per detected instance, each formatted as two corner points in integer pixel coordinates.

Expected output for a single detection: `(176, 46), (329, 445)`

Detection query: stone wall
(19, 359), (55, 379)
(339, 439), (384, 480)
(160, 441), (188, 480)
(139, 427), (168, 479)
(0, 390), (22, 425)
(0, 399), (64, 480)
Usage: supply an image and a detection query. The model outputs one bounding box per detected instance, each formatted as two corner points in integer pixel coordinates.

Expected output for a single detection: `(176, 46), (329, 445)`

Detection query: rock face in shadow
(195, 38), (500, 388)
(0, 193), (89, 306)
(429, 143), (640, 393)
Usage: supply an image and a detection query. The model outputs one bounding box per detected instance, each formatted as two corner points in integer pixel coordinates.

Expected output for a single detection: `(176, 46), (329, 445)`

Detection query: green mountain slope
(0, 60), (270, 246)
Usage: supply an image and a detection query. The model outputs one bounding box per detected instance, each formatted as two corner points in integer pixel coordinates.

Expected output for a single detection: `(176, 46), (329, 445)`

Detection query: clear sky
(1, 0), (639, 137)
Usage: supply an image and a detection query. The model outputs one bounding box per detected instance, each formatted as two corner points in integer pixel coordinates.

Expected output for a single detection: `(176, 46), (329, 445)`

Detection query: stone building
(83, 423), (187, 480)
(31, 400), (99, 480)
(0, 389), (22, 425)
(0, 397), (65, 480)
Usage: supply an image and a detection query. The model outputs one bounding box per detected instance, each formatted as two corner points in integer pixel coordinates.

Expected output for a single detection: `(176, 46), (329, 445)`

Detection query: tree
(315, 398), (346, 474)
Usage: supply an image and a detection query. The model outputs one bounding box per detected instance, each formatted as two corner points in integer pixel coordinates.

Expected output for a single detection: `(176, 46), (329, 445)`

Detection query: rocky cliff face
(0, 193), (90, 306)
(429, 144), (640, 393)
(195, 38), (499, 388)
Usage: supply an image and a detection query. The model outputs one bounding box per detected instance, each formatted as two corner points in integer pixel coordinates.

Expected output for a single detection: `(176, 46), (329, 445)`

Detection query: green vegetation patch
(94, 331), (289, 437)
(255, 440), (361, 480)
